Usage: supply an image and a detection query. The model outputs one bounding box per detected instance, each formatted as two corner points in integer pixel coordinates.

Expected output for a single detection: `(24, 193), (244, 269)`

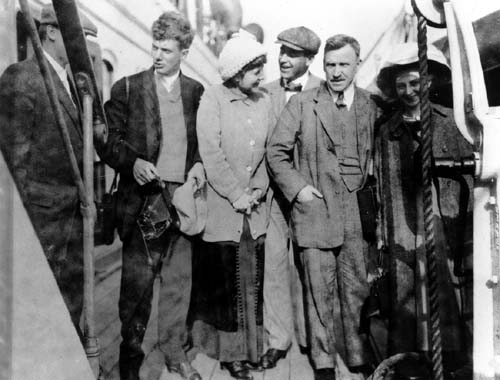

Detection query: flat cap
(276, 26), (321, 55)
(40, 3), (98, 37)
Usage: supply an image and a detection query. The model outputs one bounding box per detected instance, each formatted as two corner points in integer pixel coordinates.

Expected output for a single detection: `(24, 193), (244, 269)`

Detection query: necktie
(283, 81), (302, 92)
(66, 73), (79, 108)
(336, 91), (346, 109)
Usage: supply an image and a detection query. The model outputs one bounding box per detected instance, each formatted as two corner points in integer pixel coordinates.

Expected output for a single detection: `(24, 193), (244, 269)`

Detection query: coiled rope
(412, 3), (444, 380)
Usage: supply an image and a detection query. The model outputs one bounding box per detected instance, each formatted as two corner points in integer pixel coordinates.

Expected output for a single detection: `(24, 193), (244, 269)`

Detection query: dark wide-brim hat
(40, 3), (98, 37)
(376, 42), (450, 100)
(275, 26), (321, 55)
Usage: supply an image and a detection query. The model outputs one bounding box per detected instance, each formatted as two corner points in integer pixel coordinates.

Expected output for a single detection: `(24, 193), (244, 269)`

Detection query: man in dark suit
(261, 26), (322, 369)
(101, 11), (204, 380)
(0, 4), (88, 338)
(267, 35), (378, 380)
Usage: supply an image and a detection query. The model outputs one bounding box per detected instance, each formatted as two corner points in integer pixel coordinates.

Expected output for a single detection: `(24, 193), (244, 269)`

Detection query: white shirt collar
(156, 70), (180, 92)
(293, 71), (310, 89)
(43, 50), (73, 100)
(285, 71), (310, 101)
(44, 51), (67, 82)
(332, 82), (355, 110)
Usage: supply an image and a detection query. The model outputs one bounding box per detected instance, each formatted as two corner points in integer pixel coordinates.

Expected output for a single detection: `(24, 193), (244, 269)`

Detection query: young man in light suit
(261, 26), (322, 369)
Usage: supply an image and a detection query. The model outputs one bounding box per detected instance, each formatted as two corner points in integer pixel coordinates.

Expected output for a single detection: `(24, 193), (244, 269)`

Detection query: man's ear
(305, 55), (314, 68)
(46, 25), (58, 42)
(181, 48), (189, 60)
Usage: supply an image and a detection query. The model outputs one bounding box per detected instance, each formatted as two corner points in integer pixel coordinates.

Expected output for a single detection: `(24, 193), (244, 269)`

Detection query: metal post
(78, 73), (100, 378)
(0, 2), (16, 379)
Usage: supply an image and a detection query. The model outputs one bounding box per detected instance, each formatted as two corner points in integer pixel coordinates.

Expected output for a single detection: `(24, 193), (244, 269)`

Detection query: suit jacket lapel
(180, 73), (192, 125)
(313, 84), (336, 144)
(47, 63), (81, 139)
(143, 68), (160, 160)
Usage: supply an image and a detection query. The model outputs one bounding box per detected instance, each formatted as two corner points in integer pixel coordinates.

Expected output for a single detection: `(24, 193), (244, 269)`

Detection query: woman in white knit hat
(374, 42), (473, 373)
(189, 32), (270, 380)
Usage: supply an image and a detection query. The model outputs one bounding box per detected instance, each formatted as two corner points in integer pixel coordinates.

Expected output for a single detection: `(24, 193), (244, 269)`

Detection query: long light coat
(196, 85), (271, 243)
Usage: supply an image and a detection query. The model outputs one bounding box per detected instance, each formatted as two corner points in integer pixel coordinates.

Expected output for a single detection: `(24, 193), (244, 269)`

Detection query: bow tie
(283, 82), (302, 92)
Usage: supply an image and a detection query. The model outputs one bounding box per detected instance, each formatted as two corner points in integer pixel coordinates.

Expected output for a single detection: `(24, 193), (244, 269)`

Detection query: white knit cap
(218, 30), (267, 81)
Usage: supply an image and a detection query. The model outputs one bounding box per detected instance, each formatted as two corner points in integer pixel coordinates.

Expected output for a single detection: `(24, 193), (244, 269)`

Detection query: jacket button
(246, 166), (252, 172)
(249, 139), (255, 146)
(442, 145), (448, 153)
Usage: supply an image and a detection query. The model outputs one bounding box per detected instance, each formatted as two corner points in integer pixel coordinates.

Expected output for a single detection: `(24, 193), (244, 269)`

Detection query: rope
(414, 9), (444, 380)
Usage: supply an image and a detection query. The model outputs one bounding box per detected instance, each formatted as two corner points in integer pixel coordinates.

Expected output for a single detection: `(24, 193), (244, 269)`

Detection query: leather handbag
(357, 174), (378, 243)
(95, 171), (119, 245)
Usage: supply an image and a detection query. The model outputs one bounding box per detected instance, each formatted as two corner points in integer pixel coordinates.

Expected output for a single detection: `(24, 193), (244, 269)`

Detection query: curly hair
(151, 11), (194, 50)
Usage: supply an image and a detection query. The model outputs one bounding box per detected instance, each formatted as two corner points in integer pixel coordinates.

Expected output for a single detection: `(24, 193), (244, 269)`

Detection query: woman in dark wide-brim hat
(374, 42), (473, 371)
(188, 31), (270, 380)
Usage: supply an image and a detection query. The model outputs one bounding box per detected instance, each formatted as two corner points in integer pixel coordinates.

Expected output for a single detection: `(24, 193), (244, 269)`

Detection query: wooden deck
(94, 244), (362, 380)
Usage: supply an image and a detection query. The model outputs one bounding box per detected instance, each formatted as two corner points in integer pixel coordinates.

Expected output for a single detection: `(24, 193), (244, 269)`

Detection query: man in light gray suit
(260, 26), (322, 370)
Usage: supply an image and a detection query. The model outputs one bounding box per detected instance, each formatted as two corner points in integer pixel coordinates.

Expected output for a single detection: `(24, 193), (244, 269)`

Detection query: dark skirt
(189, 218), (265, 363)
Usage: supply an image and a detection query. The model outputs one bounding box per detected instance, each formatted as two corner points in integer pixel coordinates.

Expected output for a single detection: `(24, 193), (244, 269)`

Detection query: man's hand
(187, 162), (206, 189)
(232, 192), (253, 214)
(296, 185), (323, 203)
(249, 189), (262, 207)
(133, 158), (158, 185)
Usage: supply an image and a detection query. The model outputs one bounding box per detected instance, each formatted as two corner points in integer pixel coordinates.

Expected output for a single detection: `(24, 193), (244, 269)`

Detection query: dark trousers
(300, 186), (370, 370)
(47, 239), (84, 340)
(118, 224), (193, 380)
(30, 202), (84, 340)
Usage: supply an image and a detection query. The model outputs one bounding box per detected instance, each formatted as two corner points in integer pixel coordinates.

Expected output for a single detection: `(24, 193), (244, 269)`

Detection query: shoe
(170, 361), (202, 380)
(314, 368), (335, 380)
(220, 361), (253, 380)
(258, 348), (287, 369)
(242, 361), (263, 372)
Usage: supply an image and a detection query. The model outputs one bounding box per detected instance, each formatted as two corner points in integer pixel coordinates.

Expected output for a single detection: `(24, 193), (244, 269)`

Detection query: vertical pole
(0, 1), (18, 379)
(81, 91), (100, 377)
(195, 0), (204, 38)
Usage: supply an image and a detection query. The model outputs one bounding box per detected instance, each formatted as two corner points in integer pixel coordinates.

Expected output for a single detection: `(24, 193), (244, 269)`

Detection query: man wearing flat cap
(267, 34), (377, 380)
(0, 4), (95, 340)
(260, 26), (322, 370)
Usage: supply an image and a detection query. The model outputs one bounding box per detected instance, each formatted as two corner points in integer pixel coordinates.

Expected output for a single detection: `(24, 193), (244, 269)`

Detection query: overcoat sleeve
(248, 97), (272, 196)
(0, 64), (35, 197)
(196, 88), (246, 204)
(192, 82), (204, 165)
(266, 94), (308, 203)
(99, 77), (140, 175)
